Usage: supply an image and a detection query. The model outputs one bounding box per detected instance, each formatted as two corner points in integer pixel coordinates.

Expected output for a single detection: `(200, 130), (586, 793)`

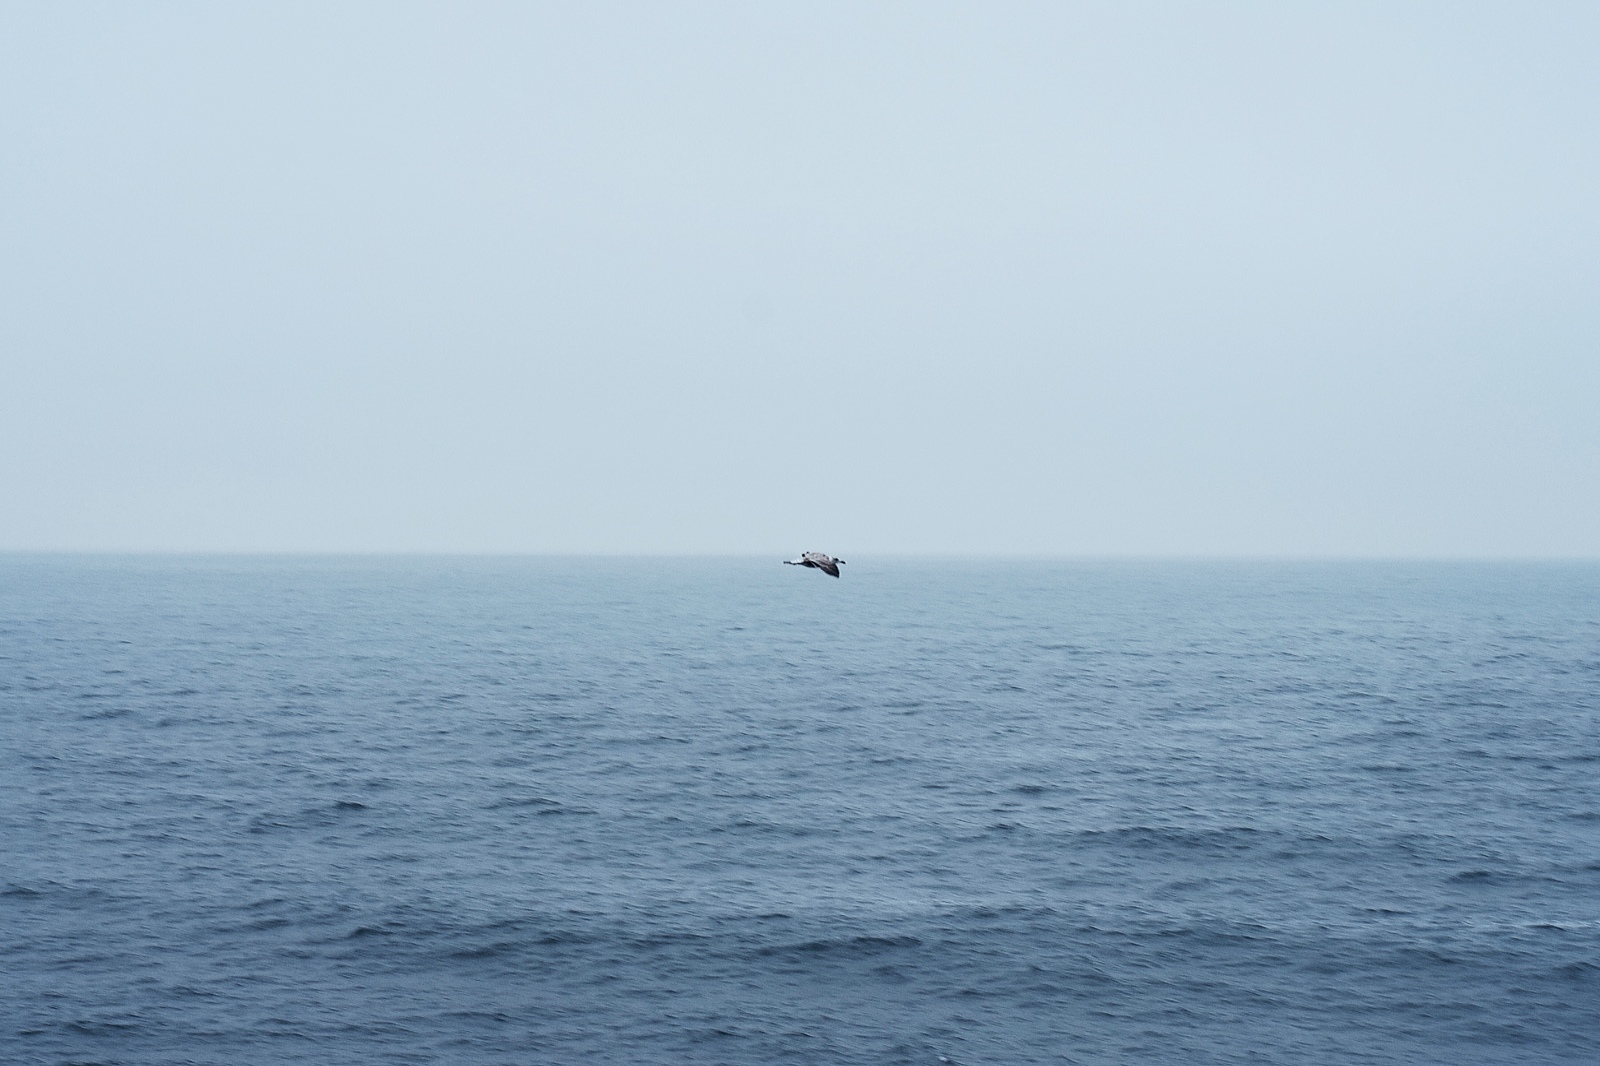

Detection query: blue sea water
(1, 556), (1597, 1065)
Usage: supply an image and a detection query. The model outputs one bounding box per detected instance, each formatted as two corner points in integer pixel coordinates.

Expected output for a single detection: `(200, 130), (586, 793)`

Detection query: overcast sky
(3, 2), (1596, 556)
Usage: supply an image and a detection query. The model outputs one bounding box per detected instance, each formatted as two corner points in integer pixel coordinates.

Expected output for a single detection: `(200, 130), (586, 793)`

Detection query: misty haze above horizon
(3, 3), (1596, 557)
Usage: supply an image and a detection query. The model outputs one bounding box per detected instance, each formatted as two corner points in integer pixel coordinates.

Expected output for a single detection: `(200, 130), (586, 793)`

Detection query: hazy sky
(3, 2), (1597, 555)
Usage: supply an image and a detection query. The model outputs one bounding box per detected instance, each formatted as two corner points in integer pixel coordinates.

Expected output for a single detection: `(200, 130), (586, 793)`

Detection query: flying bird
(784, 551), (845, 578)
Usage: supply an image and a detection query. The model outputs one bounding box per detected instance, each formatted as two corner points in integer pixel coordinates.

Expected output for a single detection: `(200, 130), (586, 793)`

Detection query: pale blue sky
(3, 2), (1596, 555)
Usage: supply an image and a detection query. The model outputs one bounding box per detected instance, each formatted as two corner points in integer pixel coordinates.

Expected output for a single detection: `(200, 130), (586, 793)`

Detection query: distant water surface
(2, 556), (1597, 1064)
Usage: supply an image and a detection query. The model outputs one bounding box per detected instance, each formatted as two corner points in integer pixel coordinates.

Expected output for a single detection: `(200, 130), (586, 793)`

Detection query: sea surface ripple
(2, 557), (1597, 1064)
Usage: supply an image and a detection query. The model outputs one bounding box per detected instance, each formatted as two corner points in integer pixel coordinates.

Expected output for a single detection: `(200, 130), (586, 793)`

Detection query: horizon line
(3, 549), (1598, 564)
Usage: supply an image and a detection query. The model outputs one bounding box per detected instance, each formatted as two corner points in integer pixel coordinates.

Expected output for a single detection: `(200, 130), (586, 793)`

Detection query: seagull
(784, 551), (846, 578)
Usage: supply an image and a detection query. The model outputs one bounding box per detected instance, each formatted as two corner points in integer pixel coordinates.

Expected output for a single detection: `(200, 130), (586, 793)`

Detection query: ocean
(2, 556), (1597, 1065)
